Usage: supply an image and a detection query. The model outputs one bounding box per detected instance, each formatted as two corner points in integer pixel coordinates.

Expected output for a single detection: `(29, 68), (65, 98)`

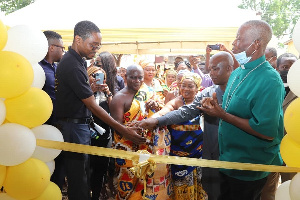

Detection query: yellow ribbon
(37, 139), (300, 173)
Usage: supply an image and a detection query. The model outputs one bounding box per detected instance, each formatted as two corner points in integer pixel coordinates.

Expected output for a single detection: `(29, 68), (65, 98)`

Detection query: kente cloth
(137, 82), (173, 199)
(169, 117), (207, 200)
(169, 82), (178, 91)
(135, 83), (165, 119)
(114, 90), (172, 199)
(114, 98), (151, 200)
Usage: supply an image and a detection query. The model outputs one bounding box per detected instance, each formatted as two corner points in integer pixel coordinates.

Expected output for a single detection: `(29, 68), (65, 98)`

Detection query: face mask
(234, 41), (256, 65)
(279, 70), (288, 83)
(234, 51), (251, 65)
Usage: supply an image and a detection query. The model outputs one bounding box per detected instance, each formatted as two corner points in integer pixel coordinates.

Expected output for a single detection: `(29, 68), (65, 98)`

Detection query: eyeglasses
(89, 43), (102, 50)
(52, 44), (65, 52)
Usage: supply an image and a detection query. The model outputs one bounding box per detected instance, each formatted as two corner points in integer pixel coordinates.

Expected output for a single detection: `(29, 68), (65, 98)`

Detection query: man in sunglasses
(55, 20), (146, 200)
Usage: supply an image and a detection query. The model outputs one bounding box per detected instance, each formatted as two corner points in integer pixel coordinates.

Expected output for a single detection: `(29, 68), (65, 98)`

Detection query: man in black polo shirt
(55, 20), (146, 200)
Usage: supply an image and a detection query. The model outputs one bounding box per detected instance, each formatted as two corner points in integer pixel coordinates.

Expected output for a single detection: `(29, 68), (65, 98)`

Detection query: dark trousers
(57, 120), (91, 200)
(90, 137), (110, 200)
(218, 172), (268, 200)
(202, 167), (221, 200)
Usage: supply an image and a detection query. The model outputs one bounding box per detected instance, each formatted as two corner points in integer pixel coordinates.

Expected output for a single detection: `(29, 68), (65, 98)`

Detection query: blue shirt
(39, 59), (57, 125)
(39, 59), (57, 102)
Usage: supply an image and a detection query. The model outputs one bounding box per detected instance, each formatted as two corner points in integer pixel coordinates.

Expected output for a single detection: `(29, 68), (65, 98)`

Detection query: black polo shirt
(55, 47), (93, 119)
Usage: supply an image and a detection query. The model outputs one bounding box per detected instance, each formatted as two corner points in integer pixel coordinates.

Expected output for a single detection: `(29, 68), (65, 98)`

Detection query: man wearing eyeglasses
(39, 30), (66, 192)
(55, 20), (146, 200)
(39, 30), (65, 126)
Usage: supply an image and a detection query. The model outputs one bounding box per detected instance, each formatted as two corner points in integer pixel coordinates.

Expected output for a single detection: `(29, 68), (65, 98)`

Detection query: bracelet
(107, 93), (113, 97)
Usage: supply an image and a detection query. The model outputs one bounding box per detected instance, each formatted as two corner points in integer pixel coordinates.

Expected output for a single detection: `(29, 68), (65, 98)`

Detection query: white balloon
(31, 64), (46, 89)
(290, 173), (300, 200)
(292, 19), (300, 54)
(31, 124), (64, 162)
(275, 180), (291, 200)
(0, 193), (16, 200)
(0, 123), (36, 166)
(45, 160), (55, 176)
(3, 25), (48, 65)
(287, 60), (300, 97)
(0, 99), (6, 125)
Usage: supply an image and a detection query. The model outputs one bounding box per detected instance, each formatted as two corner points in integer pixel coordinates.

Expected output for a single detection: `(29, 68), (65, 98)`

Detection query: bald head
(125, 64), (144, 92)
(210, 51), (234, 69)
(209, 52), (233, 89)
(241, 20), (272, 49)
(126, 64), (143, 75)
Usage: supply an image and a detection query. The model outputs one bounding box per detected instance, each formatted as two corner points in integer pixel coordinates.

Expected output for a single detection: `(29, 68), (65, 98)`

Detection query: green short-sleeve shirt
(219, 56), (285, 181)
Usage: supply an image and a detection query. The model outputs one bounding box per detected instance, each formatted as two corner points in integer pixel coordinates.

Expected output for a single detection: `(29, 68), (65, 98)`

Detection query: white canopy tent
(3, 0), (260, 54)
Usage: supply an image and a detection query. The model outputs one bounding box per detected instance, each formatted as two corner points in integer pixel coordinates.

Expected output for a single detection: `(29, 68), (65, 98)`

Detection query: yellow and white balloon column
(275, 19), (300, 200)
(0, 19), (63, 200)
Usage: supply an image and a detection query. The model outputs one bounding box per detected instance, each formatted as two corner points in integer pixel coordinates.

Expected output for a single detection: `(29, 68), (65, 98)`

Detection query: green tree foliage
(0, 0), (35, 15)
(238, 0), (300, 39)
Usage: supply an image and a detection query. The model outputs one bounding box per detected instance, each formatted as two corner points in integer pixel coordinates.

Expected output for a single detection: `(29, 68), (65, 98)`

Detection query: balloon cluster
(275, 19), (300, 200)
(0, 19), (63, 199)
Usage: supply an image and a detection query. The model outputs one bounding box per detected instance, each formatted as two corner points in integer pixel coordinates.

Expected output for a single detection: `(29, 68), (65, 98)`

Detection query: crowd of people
(38, 19), (298, 200)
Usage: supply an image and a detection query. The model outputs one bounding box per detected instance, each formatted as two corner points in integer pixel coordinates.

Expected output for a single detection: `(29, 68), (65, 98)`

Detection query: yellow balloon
(280, 135), (300, 168)
(2, 118), (10, 124)
(0, 20), (8, 50)
(284, 98), (300, 144)
(32, 182), (62, 200)
(3, 158), (50, 200)
(0, 165), (6, 188)
(5, 87), (53, 128)
(0, 51), (33, 98)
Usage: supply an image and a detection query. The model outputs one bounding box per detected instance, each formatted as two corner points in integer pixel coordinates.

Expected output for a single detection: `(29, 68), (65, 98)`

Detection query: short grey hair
(242, 20), (272, 48)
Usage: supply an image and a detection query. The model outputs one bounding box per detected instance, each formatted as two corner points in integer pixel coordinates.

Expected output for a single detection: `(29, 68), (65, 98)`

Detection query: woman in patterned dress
(152, 72), (208, 200)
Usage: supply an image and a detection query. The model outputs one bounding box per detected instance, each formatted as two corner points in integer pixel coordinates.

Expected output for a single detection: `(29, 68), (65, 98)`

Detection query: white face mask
(234, 41), (256, 65)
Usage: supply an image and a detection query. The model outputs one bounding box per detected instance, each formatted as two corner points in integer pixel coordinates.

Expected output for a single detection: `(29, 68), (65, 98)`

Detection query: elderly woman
(165, 69), (190, 104)
(165, 69), (177, 88)
(161, 69), (177, 98)
(152, 72), (207, 200)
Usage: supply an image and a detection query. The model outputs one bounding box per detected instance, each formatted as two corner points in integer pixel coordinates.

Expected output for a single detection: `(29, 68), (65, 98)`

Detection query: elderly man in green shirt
(200, 20), (284, 200)
(136, 20), (284, 200)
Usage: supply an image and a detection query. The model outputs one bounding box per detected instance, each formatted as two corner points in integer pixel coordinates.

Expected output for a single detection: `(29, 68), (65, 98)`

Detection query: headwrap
(181, 72), (202, 90)
(165, 69), (177, 76)
(139, 59), (155, 69)
(87, 66), (106, 79)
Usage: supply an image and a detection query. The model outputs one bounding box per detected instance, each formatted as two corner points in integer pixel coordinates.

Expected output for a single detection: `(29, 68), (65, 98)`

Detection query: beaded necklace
(224, 61), (266, 112)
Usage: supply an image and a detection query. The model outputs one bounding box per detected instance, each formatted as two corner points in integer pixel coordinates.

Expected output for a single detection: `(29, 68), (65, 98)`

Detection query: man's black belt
(59, 117), (93, 124)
